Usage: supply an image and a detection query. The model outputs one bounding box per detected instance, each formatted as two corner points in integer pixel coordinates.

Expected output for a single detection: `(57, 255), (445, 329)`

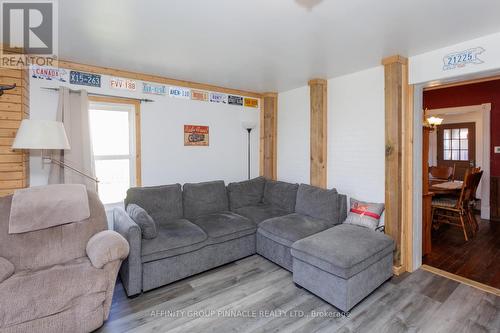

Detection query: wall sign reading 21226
(443, 47), (485, 71)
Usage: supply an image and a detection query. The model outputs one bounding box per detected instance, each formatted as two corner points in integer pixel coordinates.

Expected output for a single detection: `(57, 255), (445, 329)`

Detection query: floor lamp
(11, 119), (99, 188)
(242, 121), (256, 180)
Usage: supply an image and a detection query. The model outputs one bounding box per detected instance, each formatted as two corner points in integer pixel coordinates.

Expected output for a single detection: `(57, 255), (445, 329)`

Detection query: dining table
(429, 180), (463, 195)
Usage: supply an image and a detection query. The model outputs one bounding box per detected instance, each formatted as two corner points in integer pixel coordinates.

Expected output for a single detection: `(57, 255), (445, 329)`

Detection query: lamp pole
(246, 128), (252, 180)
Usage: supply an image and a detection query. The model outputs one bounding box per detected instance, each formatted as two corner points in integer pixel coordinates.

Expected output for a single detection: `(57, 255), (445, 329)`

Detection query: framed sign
(209, 92), (227, 104)
(169, 86), (191, 99)
(184, 125), (209, 146)
(143, 82), (166, 95)
(31, 66), (67, 82)
(191, 89), (209, 101)
(244, 97), (259, 108)
(443, 47), (485, 71)
(110, 77), (137, 91)
(228, 95), (243, 106)
(69, 71), (101, 87)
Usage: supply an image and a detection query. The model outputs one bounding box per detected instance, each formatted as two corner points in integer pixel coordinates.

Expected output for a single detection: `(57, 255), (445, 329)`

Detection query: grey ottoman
(291, 224), (394, 312)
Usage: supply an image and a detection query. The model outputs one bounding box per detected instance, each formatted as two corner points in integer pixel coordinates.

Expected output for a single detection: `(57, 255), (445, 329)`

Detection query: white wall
(277, 66), (385, 204)
(29, 69), (260, 187)
(277, 86), (310, 184)
(328, 67), (385, 203)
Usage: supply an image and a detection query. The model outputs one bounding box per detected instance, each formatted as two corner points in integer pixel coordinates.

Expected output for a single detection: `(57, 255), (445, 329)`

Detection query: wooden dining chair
(467, 170), (483, 235)
(429, 165), (455, 185)
(431, 169), (477, 241)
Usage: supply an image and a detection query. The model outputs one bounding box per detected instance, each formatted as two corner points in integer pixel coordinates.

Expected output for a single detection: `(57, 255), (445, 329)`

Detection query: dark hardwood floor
(423, 216), (500, 289)
(97, 255), (500, 333)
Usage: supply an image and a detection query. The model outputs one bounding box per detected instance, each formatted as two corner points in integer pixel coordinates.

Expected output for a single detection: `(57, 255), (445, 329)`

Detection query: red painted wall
(423, 79), (500, 177)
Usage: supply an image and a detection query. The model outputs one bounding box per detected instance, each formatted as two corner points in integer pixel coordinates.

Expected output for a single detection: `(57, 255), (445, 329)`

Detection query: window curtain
(48, 87), (97, 192)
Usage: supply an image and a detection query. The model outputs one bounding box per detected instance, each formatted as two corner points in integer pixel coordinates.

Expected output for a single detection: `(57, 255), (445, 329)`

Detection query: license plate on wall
(69, 71), (101, 87)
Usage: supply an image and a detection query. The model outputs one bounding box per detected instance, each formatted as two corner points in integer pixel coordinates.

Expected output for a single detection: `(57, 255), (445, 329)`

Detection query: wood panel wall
(309, 79), (327, 188)
(382, 55), (409, 270)
(260, 93), (278, 180)
(0, 49), (30, 196)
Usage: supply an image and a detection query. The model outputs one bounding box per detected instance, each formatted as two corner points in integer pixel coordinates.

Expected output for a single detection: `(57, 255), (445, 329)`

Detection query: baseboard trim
(421, 264), (500, 296)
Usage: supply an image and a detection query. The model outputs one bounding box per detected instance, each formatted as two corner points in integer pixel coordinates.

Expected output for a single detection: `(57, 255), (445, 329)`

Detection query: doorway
(417, 78), (500, 290)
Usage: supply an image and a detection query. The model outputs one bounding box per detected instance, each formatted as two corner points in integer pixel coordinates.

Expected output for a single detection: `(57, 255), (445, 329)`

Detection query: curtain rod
(41, 87), (154, 103)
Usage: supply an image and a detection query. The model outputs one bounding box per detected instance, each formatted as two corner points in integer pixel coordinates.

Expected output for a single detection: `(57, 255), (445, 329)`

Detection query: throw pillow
(344, 198), (384, 230)
(126, 204), (159, 239)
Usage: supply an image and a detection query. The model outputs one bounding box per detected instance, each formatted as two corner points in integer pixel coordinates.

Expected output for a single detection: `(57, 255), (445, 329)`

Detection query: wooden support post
(0, 52), (30, 197)
(382, 55), (409, 270)
(260, 93), (278, 180)
(308, 79), (327, 188)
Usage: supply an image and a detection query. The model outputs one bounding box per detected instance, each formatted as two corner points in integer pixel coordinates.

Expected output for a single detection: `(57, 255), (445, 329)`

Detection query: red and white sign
(110, 77), (137, 91)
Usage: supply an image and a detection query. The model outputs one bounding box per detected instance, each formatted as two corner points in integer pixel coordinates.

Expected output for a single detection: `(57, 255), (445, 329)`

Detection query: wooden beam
(382, 55), (409, 268)
(58, 60), (262, 99)
(0, 56), (29, 195)
(308, 79), (327, 188)
(260, 93), (278, 180)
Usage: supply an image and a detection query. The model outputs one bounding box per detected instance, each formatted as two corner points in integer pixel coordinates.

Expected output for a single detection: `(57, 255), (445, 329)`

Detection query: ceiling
(58, 0), (500, 93)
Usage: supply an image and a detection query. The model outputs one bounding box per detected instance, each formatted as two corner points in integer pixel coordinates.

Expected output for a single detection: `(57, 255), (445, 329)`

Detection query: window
(443, 127), (469, 161)
(89, 102), (137, 204)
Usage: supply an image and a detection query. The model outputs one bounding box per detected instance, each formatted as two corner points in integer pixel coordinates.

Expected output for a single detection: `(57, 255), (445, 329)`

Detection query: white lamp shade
(12, 119), (70, 150)
(242, 121), (257, 130)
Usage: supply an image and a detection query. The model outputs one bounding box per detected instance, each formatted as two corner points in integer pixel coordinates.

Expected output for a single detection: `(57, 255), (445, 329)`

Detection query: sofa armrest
(0, 256), (14, 283)
(113, 207), (143, 296)
(86, 230), (129, 269)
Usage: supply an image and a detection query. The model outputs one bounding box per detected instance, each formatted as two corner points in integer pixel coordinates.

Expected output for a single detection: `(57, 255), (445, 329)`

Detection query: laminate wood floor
(97, 255), (500, 333)
(423, 218), (500, 288)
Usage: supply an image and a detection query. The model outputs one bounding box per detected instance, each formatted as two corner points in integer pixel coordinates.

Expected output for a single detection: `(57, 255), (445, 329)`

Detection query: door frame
(409, 73), (498, 271)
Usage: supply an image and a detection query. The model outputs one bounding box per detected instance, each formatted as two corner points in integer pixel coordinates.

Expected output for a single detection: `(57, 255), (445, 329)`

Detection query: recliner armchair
(0, 190), (129, 333)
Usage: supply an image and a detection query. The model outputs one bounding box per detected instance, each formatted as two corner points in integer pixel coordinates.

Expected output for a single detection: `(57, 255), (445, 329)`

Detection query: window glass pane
(451, 139), (459, 149)
(452, 129), (460, 139)
(444, 140), (450, 149)
(452, 150), (460, 160)
(95, 159), (130, 204)
(460, 128), (468, 139)
(90, 110), (130, 156)
(460, 151), (469, 161)
(444, 150), (451, 160)
(460, 139), (468, 150)
(444, 129), (451, 139)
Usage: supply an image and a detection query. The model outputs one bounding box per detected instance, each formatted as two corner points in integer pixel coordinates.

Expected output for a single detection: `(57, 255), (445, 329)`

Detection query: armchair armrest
(0, 256), (14, 283)
(112, 207), (143, 296)
(86, 230), (129, 269)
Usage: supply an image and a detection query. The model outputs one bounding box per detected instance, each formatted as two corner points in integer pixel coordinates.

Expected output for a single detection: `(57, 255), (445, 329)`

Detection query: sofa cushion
(291, 224), (394, 279)
(193, 211), (256, 242)
(227, 177), (266, 210)
(233, 204), (290, 224)
(295, 184), (344, 224)
(141, 219), (208, 263)
(263, 180), (298, 212)
(183, 181), (229, 219)
(126, 204), (158, 239)
(125, 184), (183, 223)
(0, 257), (108, 328)
(258, 213), (332, 247)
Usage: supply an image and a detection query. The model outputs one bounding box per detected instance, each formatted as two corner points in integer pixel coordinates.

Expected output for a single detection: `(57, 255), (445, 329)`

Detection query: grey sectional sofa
(114, 177), (394, 311)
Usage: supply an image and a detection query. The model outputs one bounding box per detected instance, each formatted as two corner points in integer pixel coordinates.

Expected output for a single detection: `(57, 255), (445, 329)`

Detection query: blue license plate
(69, 71), (101, 87)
